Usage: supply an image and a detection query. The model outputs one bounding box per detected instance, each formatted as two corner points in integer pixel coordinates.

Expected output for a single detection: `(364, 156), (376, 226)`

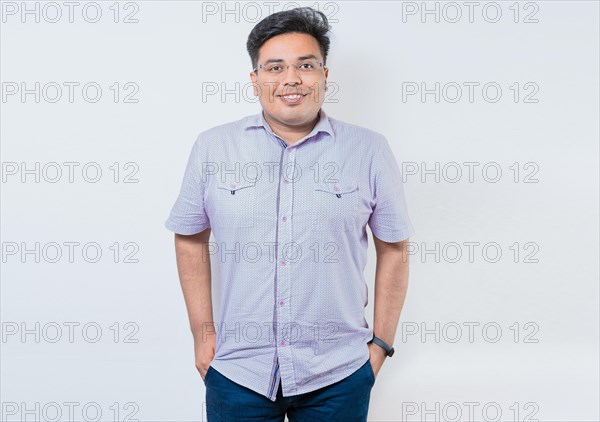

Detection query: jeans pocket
(203, 365), (213, 385)
(365, 359), (376, 385)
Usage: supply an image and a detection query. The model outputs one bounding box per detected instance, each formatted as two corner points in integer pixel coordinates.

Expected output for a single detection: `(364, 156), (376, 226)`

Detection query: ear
(250, 71), (259, 96)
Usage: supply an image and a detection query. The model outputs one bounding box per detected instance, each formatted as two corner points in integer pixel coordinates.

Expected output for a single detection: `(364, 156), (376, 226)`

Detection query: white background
(1, 1), (598, 421)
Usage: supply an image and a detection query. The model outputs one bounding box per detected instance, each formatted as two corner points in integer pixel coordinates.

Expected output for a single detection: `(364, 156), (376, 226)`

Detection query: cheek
(258, 82), (278, 99)
(309, 81), (326, 99)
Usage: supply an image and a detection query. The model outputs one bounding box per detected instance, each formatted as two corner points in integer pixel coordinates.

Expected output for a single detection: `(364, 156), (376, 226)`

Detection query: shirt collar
(243, 108), (335, 142)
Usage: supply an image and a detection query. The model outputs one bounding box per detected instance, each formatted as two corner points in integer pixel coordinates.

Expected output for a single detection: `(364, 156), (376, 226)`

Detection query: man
(165, 7), (414, 421)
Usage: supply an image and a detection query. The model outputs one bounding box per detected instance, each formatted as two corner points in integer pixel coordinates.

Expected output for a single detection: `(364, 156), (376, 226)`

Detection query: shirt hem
(209, 351), (371, 403)
(164, 219), (210, 235)
(371, 226), (415, 243)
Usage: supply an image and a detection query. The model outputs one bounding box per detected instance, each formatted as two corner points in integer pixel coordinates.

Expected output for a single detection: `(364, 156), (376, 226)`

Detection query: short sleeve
(164, 135), (211, 235)
(368, 137), (415, 242)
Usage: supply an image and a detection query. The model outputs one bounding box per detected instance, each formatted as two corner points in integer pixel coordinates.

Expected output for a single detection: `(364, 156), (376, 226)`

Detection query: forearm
(174, 230), (214, 342)
(373, 237), (410, 346)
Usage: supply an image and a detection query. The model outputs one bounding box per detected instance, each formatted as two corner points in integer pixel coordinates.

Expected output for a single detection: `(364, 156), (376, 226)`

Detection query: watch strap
(370, 335), (395, 357)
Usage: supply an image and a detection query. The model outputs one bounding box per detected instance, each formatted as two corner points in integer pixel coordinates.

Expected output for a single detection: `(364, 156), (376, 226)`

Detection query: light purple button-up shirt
(165, 108), (415, 401)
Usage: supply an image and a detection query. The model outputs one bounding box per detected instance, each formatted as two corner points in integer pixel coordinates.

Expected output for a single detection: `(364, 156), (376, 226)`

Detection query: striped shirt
(165, 108), (415, 401)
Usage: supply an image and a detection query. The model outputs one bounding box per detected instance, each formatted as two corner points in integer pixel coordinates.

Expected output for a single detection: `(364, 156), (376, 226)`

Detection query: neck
(263, 111), (320, 145)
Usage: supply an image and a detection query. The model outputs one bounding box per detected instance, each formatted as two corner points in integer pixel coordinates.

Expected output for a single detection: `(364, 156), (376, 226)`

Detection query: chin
(279, 111), (312, 122)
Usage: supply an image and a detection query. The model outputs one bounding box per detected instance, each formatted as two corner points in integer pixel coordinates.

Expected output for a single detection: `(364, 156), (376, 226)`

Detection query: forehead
(258, 32), (322, 61)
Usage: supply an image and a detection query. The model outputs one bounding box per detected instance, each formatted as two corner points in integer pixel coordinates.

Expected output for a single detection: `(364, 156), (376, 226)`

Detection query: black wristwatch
(369, 334), (395, 357)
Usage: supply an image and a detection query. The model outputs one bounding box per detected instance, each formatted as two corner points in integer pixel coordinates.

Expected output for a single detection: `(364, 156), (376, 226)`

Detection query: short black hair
(246, 7), (331, 71)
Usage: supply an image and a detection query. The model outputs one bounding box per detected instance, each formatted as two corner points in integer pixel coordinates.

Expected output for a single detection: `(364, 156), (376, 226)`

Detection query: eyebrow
(262, 54), (319, 65)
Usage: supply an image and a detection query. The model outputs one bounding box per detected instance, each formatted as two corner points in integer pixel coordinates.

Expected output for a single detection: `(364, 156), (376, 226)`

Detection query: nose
(282, 64), (302, 85)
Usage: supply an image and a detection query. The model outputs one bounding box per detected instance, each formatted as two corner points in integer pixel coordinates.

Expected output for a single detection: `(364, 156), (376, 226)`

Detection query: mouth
(277, 93), (307, 105)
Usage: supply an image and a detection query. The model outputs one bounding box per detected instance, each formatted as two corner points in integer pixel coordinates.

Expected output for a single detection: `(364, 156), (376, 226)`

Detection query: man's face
(250, 32), (329, 128)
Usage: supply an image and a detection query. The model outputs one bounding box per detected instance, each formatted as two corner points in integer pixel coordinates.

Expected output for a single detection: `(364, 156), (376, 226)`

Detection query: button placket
(270, 137), (300, 394)
(277, 149), (295, 363)
(277, 148), (293, 350)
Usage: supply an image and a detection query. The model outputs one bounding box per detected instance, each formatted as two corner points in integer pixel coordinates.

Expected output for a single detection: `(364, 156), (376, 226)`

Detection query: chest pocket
(312, 179), (359, 232)
(212, 179), (256, 228)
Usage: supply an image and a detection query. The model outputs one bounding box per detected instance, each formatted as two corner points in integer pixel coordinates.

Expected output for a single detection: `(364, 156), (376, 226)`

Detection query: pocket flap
(216, 179), (256, 192)
(315, 180), (358, 195)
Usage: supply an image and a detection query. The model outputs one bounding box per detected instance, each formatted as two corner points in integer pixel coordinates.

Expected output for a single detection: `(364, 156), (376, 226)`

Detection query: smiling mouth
(277, 93), (308, 105)
(278, 94), (307, 99)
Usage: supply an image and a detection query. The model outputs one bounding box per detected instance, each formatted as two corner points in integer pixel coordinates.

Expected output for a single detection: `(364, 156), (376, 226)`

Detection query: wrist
(369, 334), (395, 358)
(370, 341), (388, 359)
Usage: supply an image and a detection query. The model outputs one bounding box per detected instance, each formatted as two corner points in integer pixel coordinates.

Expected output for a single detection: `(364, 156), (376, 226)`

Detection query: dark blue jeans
(204, 359), (375, 421)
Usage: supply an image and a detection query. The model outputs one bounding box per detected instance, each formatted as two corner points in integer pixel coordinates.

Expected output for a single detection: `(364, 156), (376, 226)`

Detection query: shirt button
(282, 216), (287, 222)
(333, 186), (340, 192)
(283, 179), (289, 184)
(280, 260), (286, 266)
(279, 300), (284, 306)
(280, 340), (285, 347)
(230, 183), (237, 189)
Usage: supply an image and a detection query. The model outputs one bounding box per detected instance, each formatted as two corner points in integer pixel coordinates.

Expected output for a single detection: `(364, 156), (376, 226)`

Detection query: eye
(300, 63), (314, 69)
(268, 65), (282, 72)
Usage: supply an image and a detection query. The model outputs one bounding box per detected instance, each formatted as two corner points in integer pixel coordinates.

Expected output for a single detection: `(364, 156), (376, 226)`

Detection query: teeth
(283, 95), (302, 99)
